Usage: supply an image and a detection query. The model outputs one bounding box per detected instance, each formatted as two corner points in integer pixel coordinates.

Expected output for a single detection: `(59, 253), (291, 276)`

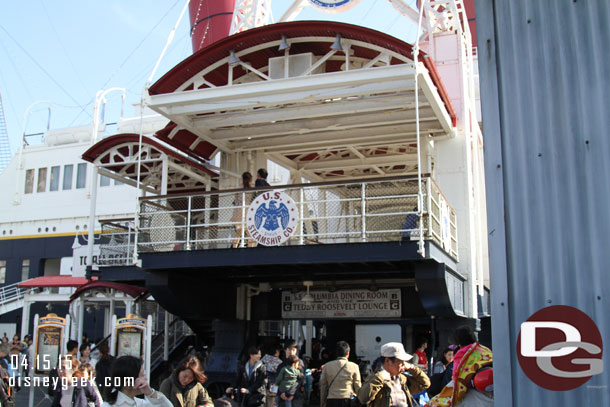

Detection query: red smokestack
(189, 0), (236, 53)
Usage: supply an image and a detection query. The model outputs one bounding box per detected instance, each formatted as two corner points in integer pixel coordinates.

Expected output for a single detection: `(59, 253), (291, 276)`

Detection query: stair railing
(0, 281), (28, 307)
(150, 317), (193, 369)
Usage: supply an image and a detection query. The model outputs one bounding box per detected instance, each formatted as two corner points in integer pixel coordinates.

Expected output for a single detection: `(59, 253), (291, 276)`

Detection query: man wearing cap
(358, 342), (430, 407)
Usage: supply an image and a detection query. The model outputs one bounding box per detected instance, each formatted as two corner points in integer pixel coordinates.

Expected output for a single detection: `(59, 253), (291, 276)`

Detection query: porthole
(45, 227), (49, 232)
(76, 225), (80, 230)
(53, 227), (57, 232)
(38, 227), (42, 233)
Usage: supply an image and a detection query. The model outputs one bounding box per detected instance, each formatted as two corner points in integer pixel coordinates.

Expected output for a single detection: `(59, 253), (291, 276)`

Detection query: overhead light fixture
(330, 34), (343, 51)
(229, 50), (240, 65)
(278, 35), (290, 51)
(302, 280), (314, 304)
(369, 280), (379, 292)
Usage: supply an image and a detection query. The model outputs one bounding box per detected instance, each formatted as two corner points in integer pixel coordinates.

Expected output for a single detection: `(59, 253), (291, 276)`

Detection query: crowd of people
(219, 326), (492, 407)
(0, 324), (492, 407)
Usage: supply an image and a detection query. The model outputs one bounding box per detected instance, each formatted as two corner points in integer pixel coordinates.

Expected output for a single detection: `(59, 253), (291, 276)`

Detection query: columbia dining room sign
(282, 289), (401, 319)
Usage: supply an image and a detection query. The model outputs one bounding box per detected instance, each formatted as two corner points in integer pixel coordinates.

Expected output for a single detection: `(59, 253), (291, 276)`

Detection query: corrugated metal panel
(477, 0), (610, 405)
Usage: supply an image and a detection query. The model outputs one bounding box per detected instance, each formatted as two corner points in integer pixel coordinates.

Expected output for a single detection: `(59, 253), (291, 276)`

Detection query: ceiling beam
(299, 154), (417, 170)
(192, 94), (421, 128)
(210, 108), (439, 141)
(231, 121), (442, 151)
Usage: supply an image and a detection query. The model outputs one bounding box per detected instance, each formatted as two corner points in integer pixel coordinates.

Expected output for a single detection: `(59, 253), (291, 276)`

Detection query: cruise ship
(0, 0), (489, 391)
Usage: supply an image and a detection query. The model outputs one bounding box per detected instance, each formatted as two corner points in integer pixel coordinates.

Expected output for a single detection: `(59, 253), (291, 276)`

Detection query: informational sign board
(114, 314), (146, 359)
(110, 313), (152, 379)
(34, 313), (67, 375)
(282, 288), (401, 319)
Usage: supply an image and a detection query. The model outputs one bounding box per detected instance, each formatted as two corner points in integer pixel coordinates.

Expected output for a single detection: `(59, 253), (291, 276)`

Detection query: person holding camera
(357, 343), (429, 407)
(319, 341), (361, 407)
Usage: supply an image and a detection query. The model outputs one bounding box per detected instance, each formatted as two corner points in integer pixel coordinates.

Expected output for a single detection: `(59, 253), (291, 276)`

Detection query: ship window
(0, 260), (6, 284)
(21, 259), (30, 281)
(50, 166), (60, 191)
(76, 163), (87, 189)
(100, 174), (111, 187)
(63, 164), (74, 190)
(25, 169), (34, 194)
(37, 168), (48, 192)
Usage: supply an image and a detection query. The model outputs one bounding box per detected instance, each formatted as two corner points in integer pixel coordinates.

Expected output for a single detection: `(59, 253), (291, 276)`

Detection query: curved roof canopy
(70, 280), (147, 302)
(82, 134), (217, 194)
(144, 20), (457, 181)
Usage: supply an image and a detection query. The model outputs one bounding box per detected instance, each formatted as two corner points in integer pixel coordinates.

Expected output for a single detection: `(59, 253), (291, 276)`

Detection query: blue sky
(0, 0), (418, 155)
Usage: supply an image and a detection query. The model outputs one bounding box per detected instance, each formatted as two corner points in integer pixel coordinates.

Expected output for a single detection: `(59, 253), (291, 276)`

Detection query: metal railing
(0, 281), (27, 306)
(134, 175), (458, 259)
(150, 317), (192, 369)
(99, 218), (135, 266)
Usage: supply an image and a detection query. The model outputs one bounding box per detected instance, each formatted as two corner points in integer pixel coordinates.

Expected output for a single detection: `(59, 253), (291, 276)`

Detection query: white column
(77, 298), (85, 345)
(161, 155), (169, 195)
(125, 299), (133, 316)
(108, 300), (115, 336)
(306, 320), (313, 357)
(20, 299), (31, 340)
(69, 302), (78, 340)
(86, 166), (99, 276)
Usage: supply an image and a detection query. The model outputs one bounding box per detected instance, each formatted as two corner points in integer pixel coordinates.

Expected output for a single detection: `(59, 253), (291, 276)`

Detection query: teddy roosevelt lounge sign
(282, 289), (401, 319)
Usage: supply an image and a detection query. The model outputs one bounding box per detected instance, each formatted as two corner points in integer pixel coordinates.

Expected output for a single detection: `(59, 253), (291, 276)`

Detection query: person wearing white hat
(357, 343), (430, 407)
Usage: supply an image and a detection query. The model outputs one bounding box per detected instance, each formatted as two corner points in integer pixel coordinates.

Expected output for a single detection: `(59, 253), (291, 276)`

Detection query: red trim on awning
(421, 55), (459, 127)
(18, 276), (95, 288)
(81, 133), (217, 177)
(147, 20), (457, 128)
(155, 122), (217, 163)
(70, 281), (147, 302)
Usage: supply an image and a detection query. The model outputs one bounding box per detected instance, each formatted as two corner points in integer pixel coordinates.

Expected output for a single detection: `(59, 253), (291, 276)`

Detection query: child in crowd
(274, 355), (300, 407)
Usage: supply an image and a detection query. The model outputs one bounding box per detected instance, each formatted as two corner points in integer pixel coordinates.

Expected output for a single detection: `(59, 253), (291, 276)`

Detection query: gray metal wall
(476, 0), (609, 405)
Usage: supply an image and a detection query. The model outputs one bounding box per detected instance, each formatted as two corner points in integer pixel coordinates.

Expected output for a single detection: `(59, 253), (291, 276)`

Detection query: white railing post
(126, 222), (132, 266)
(361, 183), (367, 242)
(186, 196), (192, 250)
(299, 188), (304, 245)
(240, 192), (246, 248)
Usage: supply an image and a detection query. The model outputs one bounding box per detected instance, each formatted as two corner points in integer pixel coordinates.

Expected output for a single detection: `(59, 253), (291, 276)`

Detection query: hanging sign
(114, 314), (146, 359)
(282, 289), (401, 319)
(34, 313), (66, 375)
(246, 190), (298, 246)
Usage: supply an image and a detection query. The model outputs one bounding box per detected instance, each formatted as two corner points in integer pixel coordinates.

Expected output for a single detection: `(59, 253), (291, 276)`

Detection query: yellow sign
(115, 314), (146, 359)
(35, 313), (66, 375)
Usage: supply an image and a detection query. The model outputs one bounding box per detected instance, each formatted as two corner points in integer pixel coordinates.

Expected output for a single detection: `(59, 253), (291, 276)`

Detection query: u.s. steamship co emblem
(246, 191), (298, 246)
